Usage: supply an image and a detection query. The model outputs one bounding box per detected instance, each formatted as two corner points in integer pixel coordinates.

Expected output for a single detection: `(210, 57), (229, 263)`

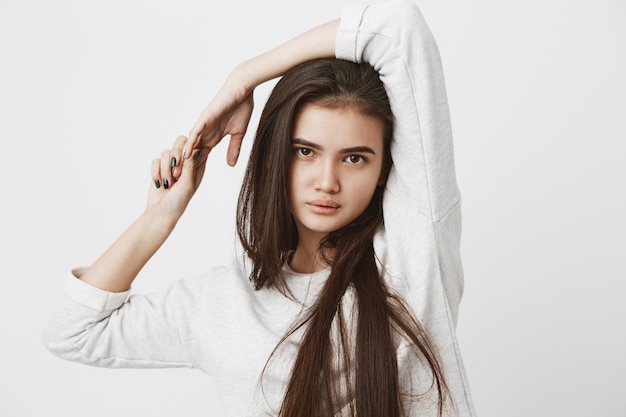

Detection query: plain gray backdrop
(1, 0), (624, 415)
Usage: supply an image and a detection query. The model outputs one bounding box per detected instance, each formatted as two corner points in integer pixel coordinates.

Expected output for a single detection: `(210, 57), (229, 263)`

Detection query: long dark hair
(237, 59), (450, 417)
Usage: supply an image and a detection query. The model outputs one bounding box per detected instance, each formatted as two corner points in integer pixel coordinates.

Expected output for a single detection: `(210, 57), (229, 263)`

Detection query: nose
(315, 160), (340, 194)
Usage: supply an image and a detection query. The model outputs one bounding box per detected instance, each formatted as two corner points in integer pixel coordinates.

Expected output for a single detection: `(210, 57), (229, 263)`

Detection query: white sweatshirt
(43, 1), (476, 416)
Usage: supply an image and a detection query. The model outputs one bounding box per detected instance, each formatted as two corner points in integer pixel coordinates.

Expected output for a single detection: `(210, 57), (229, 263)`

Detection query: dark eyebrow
(292, 139), (376, 155)
(340, 146), (376, 155)
(292, 138), (322, 150)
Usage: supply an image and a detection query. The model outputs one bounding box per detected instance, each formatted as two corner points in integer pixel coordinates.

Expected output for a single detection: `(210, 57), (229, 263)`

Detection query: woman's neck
(289, 238), (333, 274)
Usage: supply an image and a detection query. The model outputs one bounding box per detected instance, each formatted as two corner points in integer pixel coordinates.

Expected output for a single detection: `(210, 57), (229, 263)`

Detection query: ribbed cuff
(64, 268), (131, 311)
(335, 3), (368, 62)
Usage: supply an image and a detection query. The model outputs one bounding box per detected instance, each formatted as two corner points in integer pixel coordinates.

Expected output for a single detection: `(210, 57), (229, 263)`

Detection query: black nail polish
(163, 178), (169, 189)
(171, 157), (176, 167)
(182, 151), (187, 160)
(155, 179), (161, 189)
(194, 150), (202, 160)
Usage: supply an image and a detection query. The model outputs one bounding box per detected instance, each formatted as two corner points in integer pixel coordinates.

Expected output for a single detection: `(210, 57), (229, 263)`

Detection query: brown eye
(297, 148), (313, 157)
(346, 154), (365, 164)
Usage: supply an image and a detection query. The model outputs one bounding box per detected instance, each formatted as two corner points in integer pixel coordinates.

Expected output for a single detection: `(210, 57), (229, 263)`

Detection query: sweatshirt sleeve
(336, 3), (476, 414)
(42, 269), (195, 369)
(336, 0), (464, 323)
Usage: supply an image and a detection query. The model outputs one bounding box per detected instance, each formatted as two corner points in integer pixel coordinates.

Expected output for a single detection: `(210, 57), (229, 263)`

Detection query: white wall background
(1, 0), (624, 415)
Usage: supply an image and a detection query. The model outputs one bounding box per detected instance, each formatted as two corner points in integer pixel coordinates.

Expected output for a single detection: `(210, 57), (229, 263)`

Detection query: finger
(171, 135), (187, 180)
(173, 147), (207, 194)
(226, 133), (244, 167)
(151, 158), (162, 189)
(184, 148), (210, 190)
(188, 118), (203, 143)
(185, 120), (206, 159)
(160, 149), (172, 190)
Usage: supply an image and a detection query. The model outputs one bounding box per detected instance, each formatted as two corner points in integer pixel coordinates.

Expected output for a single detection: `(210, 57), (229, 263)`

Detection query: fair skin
(288, 104), (385, 273)
(78, 19), (340, 292)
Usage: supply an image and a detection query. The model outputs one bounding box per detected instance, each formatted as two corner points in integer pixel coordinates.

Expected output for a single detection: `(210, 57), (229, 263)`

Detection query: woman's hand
(183, 19), (338, 167)
(184, 70), (254, 167)
(146, 135), (208, 223)
(78, 135), (209, 293)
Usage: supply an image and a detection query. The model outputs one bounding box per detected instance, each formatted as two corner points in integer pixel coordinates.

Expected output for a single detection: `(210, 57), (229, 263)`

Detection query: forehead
(293, 104), (385, 150)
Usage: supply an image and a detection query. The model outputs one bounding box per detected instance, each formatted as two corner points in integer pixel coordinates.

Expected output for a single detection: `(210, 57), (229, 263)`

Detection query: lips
(307, 199), (341, 214)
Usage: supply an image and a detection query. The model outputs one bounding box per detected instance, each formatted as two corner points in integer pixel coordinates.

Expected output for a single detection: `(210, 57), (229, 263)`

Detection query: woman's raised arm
(78, 135), (209, 293)
(184, 19), (339, 166)
(68, 17), (341, 295)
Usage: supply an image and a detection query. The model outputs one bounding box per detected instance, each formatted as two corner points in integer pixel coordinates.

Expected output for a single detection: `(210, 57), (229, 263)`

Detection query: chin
(304, 221), (348, 235)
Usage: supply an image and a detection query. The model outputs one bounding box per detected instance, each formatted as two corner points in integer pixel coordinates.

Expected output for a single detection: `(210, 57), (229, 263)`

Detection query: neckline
(282, 262), (331, 279)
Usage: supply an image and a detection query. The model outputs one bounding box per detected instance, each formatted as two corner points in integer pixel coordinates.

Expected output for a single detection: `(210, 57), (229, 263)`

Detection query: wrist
(229, 62), (258, 96)
(139, 211), (178, 236)
(236, 49), (291, 89)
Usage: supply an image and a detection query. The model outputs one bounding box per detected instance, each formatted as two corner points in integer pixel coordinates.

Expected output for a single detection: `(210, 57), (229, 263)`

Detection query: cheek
(289, 163), (315, 191)
(347, 175), (380, 207)
(288, 164), (307, 206)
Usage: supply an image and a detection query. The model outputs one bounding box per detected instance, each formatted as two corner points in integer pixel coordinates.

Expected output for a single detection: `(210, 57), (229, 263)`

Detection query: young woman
(43, 0), (476, 416)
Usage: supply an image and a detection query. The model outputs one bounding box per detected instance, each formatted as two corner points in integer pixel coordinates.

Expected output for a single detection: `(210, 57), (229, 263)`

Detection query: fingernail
(193, 150), (202, 160)
(171, 157), (176, 167)
(155, 179), (161, 189)
(182, 151), (187, 160)
(163, 178), (169, 189)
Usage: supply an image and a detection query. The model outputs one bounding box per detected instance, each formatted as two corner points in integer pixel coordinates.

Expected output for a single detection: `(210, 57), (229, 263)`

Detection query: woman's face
(289, 103), (386, 245)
